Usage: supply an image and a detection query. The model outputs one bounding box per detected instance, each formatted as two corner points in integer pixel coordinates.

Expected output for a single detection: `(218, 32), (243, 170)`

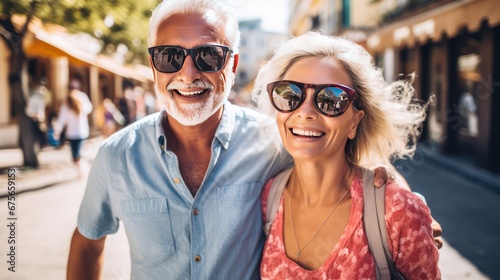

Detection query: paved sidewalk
(0, 137), (103, 197)
(0, 142), (131, 279)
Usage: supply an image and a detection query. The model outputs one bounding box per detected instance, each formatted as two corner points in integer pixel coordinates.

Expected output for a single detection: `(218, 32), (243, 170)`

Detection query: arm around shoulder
(386, 186), (441, 279)
(67, 228), (107, 280)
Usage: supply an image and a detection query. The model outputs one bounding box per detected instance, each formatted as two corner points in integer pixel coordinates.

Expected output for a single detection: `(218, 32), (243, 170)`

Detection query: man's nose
(176, 54), (202, 83)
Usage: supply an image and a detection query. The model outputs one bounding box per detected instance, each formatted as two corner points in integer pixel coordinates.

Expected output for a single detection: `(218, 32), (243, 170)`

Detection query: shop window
(427, 42), (446, 144)
(457, 37), (481, 137)
(400, 48), (415, 75)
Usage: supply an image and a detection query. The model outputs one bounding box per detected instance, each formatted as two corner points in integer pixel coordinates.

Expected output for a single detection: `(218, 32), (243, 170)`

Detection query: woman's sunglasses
(267, 80), (357, 117)
(148, 44), (232, 73)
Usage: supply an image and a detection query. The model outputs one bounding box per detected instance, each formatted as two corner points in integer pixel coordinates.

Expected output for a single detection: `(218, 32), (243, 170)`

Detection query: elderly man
(67, 0), (434, 279)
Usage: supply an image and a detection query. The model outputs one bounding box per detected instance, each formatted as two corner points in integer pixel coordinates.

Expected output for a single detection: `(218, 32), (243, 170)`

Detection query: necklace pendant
(297, 251), (301, 259)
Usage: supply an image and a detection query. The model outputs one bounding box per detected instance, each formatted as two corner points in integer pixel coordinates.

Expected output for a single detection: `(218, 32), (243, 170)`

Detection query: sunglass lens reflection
(155, 47), (185, 72)
(194, 46), (225, 71)
(316, 87), (350, 115)
(272, 83), (303, 111)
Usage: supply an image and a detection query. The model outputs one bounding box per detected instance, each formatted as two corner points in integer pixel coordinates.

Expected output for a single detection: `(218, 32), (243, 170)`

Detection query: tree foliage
(0, 0), (160, 64)
(0, 0), (160, 167)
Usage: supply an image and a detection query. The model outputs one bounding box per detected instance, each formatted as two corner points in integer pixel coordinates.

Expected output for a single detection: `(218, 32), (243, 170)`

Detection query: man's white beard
(155, 77), (232, 126)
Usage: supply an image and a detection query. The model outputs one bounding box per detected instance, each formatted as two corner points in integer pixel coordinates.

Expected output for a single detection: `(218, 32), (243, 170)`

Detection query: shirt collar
(155, 109), (167, 153)
(214, 101), (235, 150)
(155, 102), (236, 153)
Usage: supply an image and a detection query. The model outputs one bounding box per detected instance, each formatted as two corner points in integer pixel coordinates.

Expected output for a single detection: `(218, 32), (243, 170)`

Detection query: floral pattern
(261, 177), (441, 280)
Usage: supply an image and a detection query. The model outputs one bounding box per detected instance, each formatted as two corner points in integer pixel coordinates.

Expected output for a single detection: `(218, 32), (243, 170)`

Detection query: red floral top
(261, 176), (441, 280)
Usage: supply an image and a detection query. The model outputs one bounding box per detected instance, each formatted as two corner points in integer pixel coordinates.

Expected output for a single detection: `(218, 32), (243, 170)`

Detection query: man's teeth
(292, 128), (324, 137)
(177, 89), (204, 96)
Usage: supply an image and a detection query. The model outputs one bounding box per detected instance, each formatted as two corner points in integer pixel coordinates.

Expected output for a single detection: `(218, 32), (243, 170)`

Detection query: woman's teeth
(291, 128), (324, 137)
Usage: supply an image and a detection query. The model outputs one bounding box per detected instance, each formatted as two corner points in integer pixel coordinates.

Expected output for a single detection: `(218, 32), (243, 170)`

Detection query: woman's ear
(349, 110), (365, 139)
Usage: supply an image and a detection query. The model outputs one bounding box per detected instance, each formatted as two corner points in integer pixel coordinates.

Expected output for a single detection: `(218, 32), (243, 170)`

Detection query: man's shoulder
(227, 103), (270, 123)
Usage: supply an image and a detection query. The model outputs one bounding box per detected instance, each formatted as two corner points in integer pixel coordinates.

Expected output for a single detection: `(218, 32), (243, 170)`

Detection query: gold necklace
(288, 178), (350, 262)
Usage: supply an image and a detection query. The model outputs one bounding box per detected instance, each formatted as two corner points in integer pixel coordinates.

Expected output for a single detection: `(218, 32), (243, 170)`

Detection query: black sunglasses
(148, 44), (232, 73)
(267, 80), (357, 117)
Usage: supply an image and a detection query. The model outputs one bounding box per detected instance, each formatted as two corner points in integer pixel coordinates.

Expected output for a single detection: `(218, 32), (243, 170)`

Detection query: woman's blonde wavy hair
(252, 31), (427, 169)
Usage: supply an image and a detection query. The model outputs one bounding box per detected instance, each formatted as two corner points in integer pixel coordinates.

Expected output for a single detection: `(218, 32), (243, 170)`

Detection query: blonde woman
(253, 32), (440, 279)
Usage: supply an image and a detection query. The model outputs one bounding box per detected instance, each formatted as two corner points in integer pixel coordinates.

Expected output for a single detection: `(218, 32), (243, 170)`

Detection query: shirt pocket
(217, 182), (262, 203)
(217, 183), (263, 248)
(121, 198), (176, 259)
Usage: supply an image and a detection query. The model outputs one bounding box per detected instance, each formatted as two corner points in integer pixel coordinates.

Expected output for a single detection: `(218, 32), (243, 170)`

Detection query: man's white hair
(148, 0), (240, 54)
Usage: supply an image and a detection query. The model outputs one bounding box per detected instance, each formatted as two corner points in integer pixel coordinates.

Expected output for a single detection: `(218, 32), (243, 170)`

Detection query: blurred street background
(1, 0), (499, 279)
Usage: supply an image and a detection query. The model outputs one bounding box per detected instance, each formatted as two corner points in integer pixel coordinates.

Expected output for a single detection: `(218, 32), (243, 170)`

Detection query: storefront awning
(22, 18), (153, 82)
(367, 0), (500, 53)
(24, 33), (95, 67)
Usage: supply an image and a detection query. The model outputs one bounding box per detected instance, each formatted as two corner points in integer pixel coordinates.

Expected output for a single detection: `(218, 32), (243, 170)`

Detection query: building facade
(235, 19), (287, 106)
(367, 0), (500, 173)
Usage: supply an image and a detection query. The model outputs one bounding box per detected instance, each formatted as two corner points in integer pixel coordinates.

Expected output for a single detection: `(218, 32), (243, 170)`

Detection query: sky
(235, 0), (290, 33)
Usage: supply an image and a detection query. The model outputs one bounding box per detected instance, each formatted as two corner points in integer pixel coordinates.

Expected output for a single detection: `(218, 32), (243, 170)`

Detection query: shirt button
(194, 255), (201, 262)
(193, 209), (199, 216)
(174, 178), (181, 184)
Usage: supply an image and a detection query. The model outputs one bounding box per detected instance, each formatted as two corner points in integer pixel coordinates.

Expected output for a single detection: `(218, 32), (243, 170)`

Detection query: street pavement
(395, 147), (500, 280)
(0, 137), (494, 279)
(0, 137), (131, 279)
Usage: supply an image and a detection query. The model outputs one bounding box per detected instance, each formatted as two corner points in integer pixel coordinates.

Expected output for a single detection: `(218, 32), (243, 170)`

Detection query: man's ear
(148, 57), (157, 81)
(232, 53), (239, 75)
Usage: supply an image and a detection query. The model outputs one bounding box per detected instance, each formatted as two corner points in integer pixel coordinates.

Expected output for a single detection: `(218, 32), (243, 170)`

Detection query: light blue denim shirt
(77, 102), (292, 279)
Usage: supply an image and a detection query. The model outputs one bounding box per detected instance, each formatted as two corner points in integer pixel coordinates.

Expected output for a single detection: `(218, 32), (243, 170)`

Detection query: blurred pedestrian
(144, 90), (158, 115)
(26, 78), (50, 148)
(95, 98), (125, 138)
(458, 90), (478, 136)
(134, 86), (146, 120)
(54, 79), (93, 170)
(116, 81), (137, 125)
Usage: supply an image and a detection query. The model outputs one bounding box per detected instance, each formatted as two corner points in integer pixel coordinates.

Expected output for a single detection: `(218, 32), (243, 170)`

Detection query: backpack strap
(362, 167), (393, 280)
(263, 168), (293, 236)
